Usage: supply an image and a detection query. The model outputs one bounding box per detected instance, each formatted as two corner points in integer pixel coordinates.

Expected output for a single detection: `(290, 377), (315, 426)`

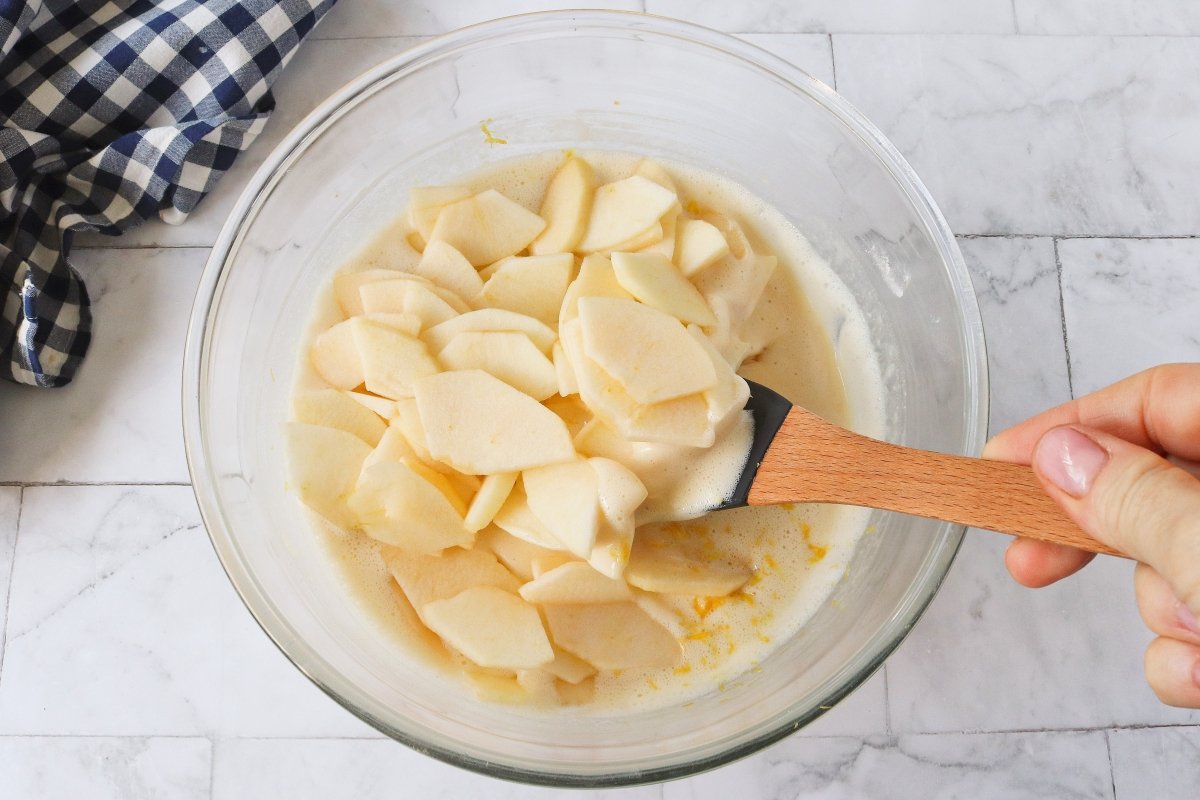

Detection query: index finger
(983, 363), (1200, 465)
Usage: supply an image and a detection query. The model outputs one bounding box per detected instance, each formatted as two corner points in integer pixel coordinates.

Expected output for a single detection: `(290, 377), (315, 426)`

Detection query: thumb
(1033, 425), (1200, 617)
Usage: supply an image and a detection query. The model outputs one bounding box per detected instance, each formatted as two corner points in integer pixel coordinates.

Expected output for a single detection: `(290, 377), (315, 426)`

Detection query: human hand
(983, 363), (1200, 708)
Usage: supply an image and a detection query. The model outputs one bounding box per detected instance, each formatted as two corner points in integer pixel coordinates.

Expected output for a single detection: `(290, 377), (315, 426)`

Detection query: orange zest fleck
(479, 118), (507, 145)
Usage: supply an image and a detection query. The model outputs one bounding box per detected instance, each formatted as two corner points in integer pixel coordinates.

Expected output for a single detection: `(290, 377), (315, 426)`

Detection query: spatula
(715, 381), (1124, 558)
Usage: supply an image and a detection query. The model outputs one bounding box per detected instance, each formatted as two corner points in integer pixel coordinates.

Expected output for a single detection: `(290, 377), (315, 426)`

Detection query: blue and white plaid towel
(1, 0), (335, 387)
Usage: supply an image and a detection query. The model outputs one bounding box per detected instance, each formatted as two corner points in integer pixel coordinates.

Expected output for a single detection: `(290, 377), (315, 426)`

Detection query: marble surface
(2, 1), (1198, 797)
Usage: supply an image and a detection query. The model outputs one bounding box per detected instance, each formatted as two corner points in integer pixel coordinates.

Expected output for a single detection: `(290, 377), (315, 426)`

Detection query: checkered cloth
(1, 0), (335, 387)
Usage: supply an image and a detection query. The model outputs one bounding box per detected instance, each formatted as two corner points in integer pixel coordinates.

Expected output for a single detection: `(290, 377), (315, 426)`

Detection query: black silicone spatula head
(713, 379), (793, 512)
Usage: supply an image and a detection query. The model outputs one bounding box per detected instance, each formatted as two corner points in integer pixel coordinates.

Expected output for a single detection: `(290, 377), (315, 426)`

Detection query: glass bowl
(183, 10), (987, 787)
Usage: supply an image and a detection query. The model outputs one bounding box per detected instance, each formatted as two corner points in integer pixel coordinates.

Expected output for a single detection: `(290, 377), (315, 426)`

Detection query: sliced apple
(695, 253), (778, 326)
(577, 176), (677, 253)
(577, 297), (716, 404)
(474, 253), (573, 325)
(405, 458), (471, 516)
(531, 552), (577, 578)
(519, 561), (632, 604)
(558, 253), (632, 326)
(543, 647), (596, 684)
(561, 318), (713, 447)
(351, 318), (441, 400)
(625, 540), (752, 597)
(363, 312), (422, 337)
(414, 239), (484, 301)
(310, 320), (363, 390)
(347, 460), (472, 552)
(588, 457), (647, 578)
(285, 422), (372, 530)
(523, 459), (600, 557)
(478, 525), (564, 581)
(423, 308), (556, 355)
(391, 398), (440, 470)
(438, 331), (557, 401)
(422, 586), (553, 670)
(429, 189), (546, 266)
(640, 206), (680, 260)
(605, 221), (664, 254)
(634, 158), (677, 193)
(414, 370), (574, 474)
(530, 156), (594, 255)
(293, 389), (386, 446)
(383, 546), (519, 623)
(333, 269), (410, 316)
(543, 394), (591, 438)
(556, 676), (597, 705)
(463, 472), (519, 533)
(552, 341), (578, 396)
(610, 251), (716, 326)
(407, 185), (473, 242)
(544, 603), (682, 669)
(346, 391), (398, 420)
(492, 486), (567, 550)
(674, 218), (730, 277)
(687, 324), (751, 426)
(363, 420), (422, 469)
(360, 280), (459, 329)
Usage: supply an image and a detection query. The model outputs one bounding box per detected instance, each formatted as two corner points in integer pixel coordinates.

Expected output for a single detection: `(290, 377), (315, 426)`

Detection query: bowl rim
(182, 8), (988, 787)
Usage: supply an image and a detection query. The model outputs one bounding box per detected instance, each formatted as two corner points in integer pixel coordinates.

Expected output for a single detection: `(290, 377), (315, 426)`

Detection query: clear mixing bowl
(183, 10), (987, 787)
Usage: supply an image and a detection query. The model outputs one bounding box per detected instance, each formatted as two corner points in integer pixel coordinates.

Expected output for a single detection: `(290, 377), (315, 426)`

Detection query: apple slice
(345, 391), (398, 420)
(407, 185), (473, 242)
(558, 253), (632, 325)
(347, 460), (472, 552)
(478, 525), (564, 581)
(429, 189), (546, 266)
(438, 331), (558, 401)
(334, 269), (410, 316)
(687, 324), (750, 427)
(674, 218), (730, 277)
(530, 552), (577, 578)
(360, 280), (459, 329)
(422, 586), (554, 670)
(363, 421), (422, 469)
(414, 370), (574, 474)
(310, 320), (363, 390)
(519, 561), (632, 604)
(414, 240), (484, 301)
(363, 312), (422, 337)
(577, 297), (716, 403)
(544, 603), (681, 669)
(383, 546), (520, 623)
(605, 222), (664, 254)
(587, 457), (647, 578)
(523, 459), (600, 557)
(286, 422), (372, 530)
(634, 158), (677, 193)
(561, 318), (713, 447)
(463, 472), (519, 533)
(474, 253), (573, 325)
(557, 676), (597, 705)
(640, 206), (680, 260)
(405, 458), (471, 516)
(577, 176), (677, 253)
(530, 157), (594, 255)
(351, 318), (441, 400)
(543, 647), (596, 684)
(551, 341), (578, 396)
(610, 251), (716, 326)
(625, 541), (752, 597)
(293, 389), (387, 447)
(492, 486), (567, 550)
(423, 308), (556, 355)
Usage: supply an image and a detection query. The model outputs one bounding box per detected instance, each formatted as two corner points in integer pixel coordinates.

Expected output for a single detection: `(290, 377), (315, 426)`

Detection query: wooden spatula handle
(747, 408), (1125, 558)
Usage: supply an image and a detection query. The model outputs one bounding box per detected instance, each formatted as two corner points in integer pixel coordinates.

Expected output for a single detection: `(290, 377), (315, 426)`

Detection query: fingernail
(1177, 602), (1200, 638)
(1034, 427), (1109, 498)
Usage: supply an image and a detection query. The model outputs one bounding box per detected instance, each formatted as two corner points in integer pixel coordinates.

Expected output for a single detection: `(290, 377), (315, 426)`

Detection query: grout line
(1104, 729), (1118, 799)
(958, 233), (1200, 241)
(208, 735), (217, 800)
(721, 30), (1200, 38)
(0, 487), (24, 694)
(882, 664), (892, 734)
(1052, 238), (1075, 399)
(828, 33), (839, 90)
(73, 244), (213, 252)
(0, 481), (191, 488)
(874, 722), (1200, 738)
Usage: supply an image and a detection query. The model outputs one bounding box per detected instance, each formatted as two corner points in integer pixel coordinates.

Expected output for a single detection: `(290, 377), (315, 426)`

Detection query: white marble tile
(664, 731), (1112, 799)
(797, 667), (889, 738)
(314, 0), (641, 39)
(957, 236), (1071, 434)
(887, 533), (1200, 733)
(644, 1), (1014, 34)
(0, 736), (211, 800)
(0, 488), (19, 666)
(1058, 238), (1200, 396)
(832, 36), (1200, 237)
(734, 34), (836, 88)
(213, 738), (664, 800)
(0, 485), (377, 738)
(0, 248), (202, 483)
(1109, 727), (1200, 800)
(76, 36), (425, 249)
(1015, 1), (1200, 35)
